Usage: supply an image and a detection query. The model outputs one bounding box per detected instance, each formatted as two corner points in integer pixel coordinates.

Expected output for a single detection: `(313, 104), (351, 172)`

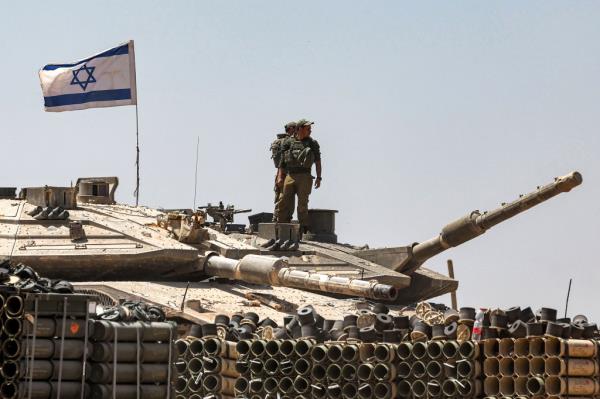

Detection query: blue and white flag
(39, 40), (137, 112)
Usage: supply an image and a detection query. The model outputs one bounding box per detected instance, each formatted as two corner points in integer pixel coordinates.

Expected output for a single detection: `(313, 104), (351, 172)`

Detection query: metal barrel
(175, 376), (188, 394)
(22, 339), (54, 359)
(23, 318), (56, 338)
(3, 317), (22, 337)
(2, 338), (20, 359)
(294, 358), (311, 376)
(373, 363), (396, 382)
(17, 381), (90, 399)
(90, 384), (168, 399)
(91, 342), (170, 363)
(342, 382), (358, 399)
(311, 383), (327, 399)
(4, 295), (23, 317)
(293, 376), (310, 394)
(89, 363), (170, 384)
(174, 358), (188, 375)
(311, 364), (327, 381)
(91, 321), (175, 342)
(204, 357), (239, 378)
(189, 338), (204, 357)
(1, 360), (19, 379)
(294, 339), (314, 357)
(264, 377), (278, 394)
(175, 338), (191, 358)
(327, 363), (342, 381)
(0, 381), (17, 399)
(19, 360), (89, 380)
(247, 377), (262, 395)
(0, 293), (5, 316)
(265, 340), (281, 357)
(249, 358), (264, 376)
(234, 377), (249, 395)
(249, 339), (267, 358)
(341, 363), (357, 381)
(23, 318), (89, 339)
(407, 171), (583, 272)
(204, 254), (398, 301)
(203, 338), (238, 359)
(341, 344), (359, 363)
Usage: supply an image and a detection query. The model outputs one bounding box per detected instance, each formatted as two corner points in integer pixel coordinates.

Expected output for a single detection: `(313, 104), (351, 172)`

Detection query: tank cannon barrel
(405, 171), (582, 272)
(203, 253), (398, 301)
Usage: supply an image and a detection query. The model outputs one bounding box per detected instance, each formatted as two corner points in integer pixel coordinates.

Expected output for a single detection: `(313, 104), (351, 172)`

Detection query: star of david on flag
(39, 40), (137, 112)
(70, 64), (96, 90)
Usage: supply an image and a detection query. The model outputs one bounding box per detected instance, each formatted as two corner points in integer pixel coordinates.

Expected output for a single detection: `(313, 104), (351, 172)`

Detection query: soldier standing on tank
(275, 119), (322, 237)
(270, 122), (297, 222)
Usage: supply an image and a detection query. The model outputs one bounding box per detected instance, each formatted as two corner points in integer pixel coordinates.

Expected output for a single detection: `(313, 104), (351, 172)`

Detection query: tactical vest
(270, 135), (287, 168)
(283, 139), (315, 170)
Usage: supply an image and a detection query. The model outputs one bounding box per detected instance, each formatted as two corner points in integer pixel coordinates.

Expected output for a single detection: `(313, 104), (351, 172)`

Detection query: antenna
(564, 278), (572, 318)
(193, 136), (200, 210)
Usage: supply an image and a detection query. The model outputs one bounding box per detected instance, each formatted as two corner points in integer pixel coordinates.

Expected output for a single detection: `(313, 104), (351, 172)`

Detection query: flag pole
(130, 39), (140, 207)
(135, 103), (140, 207)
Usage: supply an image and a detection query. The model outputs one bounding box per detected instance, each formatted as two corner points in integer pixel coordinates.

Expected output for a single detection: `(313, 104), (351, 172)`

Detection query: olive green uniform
(270, 133), (288, 220)
(275, 136), (321, 228)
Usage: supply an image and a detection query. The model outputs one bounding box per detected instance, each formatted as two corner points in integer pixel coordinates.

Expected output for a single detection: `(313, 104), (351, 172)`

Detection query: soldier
(270, 121), (297, 221)
(275, 119), (322, 237)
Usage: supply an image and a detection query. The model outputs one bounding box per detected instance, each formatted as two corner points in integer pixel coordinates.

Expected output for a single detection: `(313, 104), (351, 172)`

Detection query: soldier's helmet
(296, 119), (314, 127)
(284, 121), (297, 134)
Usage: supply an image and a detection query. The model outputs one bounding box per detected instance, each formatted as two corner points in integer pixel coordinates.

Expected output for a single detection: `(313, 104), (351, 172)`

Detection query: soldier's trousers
(275, 172), (313, 228)
(272, 173), (282, 221)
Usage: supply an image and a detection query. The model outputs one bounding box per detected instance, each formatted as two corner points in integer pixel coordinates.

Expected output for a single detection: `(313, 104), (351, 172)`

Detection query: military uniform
(275, 135), (321, 228)
(270, 122), (297, 222)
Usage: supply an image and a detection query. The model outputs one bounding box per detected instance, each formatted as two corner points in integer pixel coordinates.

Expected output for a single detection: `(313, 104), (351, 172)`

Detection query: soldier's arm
(314, 161), (322, 188)
(277, 149), (287, 187)
(312, 139), (322, 188)
(276, 168), (286, 187)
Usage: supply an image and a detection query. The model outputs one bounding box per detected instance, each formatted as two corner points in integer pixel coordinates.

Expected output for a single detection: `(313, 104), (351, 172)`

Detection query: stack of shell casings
(232, 338), (483, 399)
(87, 320), (175, 399)
(0, 293), (26, 399)
(3, 292), (92, 399)
(485, 336), (600, 398)
(234, 338), (317, 399)
(174, 336), (238, 399)
(395, 339), (482, 398)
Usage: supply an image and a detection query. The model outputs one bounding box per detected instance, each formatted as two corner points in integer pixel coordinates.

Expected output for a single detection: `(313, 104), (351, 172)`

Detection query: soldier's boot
(260, 238), (276, 248)
(280, 239), (294, 251)
(266, 238), (284, 251)
(288, 241), (299, 251)
(57, 210), (70, 220)
(26, 206), (42, 217)
(34, 207), (52, 220)
(47, 207), (64, 220)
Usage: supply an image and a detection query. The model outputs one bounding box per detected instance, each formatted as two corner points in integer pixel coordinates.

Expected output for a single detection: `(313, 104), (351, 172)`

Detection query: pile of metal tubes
(231, 338), (482, 399)
(0, 289), (176, 399)
(87, 320), (175, 399)
(174, 333), (239, 399)
(0, 291), (91, 399)
(484, 336), (600, 397)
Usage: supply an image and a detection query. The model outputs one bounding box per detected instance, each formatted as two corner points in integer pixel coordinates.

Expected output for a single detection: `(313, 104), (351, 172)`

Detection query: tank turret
(401, 171), (582, 273)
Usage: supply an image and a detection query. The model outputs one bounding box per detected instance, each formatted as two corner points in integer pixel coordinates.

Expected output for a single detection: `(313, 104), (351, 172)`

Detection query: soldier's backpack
(283, 139), (314, 169)
(270, 134), (287, 168)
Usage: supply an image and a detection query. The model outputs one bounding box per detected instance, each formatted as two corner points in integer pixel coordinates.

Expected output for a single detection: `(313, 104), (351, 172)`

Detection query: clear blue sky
(2, 2), (599, 319)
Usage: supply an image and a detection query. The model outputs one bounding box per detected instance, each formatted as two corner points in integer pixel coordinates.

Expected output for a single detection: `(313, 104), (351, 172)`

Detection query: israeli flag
(39, 40), (137, 112)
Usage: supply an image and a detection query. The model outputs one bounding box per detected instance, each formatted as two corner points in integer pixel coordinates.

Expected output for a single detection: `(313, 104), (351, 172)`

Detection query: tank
(0, 171), (582, 312)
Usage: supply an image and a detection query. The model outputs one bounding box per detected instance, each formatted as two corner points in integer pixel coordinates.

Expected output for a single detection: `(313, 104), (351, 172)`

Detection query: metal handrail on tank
(202, 253), (398, 301)
(402, 171), (582, 273)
